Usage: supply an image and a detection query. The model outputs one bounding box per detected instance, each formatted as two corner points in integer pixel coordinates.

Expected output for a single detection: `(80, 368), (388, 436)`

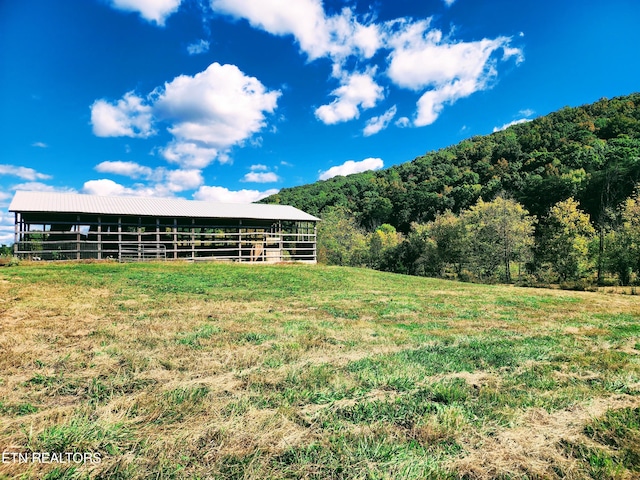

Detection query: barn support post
(14, 212), (19, 255)
(191, 218), (195, 260)
(97, 216), (102, 260)
(137, 217), (142, 260)
(76, 215), (81, 260)
(173, 218), (178, 259)
(156, 218), (160, 259)
(278, 220), (283, 262)
(238, 219), (242, 261)
(117, 216), (122, 261)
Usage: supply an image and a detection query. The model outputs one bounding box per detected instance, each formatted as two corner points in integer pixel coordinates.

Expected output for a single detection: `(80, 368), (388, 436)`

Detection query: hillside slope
(262, 93), (640, 231)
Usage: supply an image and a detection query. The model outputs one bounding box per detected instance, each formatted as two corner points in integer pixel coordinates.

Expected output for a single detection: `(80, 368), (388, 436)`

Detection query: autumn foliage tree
(605, 187), (640, 284)
(317, 207), (368, 266)
(461, 196), (536, 282)
(538, 197), (595, 281)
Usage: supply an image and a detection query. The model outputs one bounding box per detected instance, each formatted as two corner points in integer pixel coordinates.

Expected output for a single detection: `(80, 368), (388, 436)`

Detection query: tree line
(317, 188), (640, 287)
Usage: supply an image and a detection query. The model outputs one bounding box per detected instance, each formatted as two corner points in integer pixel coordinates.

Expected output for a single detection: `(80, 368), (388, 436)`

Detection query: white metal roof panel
(9, 191), (320, 222)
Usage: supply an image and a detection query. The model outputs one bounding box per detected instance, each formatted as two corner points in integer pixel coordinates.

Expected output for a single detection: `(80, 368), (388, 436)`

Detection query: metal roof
(9, 191), (320, 222)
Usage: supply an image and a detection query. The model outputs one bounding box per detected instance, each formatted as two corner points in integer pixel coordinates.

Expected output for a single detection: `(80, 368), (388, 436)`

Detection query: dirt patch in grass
(452, 395), (640, 479)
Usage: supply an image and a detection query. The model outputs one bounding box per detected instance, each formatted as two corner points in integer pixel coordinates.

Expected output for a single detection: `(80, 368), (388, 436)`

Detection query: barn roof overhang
(9, 191), (320, 223)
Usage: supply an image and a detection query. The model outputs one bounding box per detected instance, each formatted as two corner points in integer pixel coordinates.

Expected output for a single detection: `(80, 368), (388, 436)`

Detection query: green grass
(1, 261), (639, 479)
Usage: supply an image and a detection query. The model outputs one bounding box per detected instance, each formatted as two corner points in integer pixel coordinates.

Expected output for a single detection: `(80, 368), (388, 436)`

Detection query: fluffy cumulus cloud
(193, 185), (278, 203)
(91, 92), (155, 138)
(82, 179), (176, 197)
(210, 0), (381, 63)
(315, 70), (384, 124)
(242, 172), (280, 183)
(153, 63), (281, 167)
(108, 0), (182, 26)
(165, 169), (204, 192)
(363, 105), (397, 136)
(95, 161), (154, 179)
(82, 179), (140, 197)
(161, 143), (224, 169)
(90, 63), (280, 169)
(319, 157), (384, 181)
(240, 164), (280, 183)
(0, 164), (51, 181)
(91, 159), (207, 195)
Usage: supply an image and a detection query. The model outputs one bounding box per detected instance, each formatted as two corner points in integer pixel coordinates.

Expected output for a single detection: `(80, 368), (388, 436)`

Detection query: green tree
(427, 210), (467, 275)
(461, 196), (536, 282)
(317, 207), (368, 266)
(368, 224), (401, 269)
(538, 197), (595, 280)
(605, 188), (640, 285)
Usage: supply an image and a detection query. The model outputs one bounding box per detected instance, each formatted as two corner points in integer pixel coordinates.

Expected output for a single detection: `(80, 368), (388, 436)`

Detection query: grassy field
(0, 262), (639, 479)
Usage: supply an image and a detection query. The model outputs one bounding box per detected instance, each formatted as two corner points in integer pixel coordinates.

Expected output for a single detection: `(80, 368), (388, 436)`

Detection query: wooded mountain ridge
(262, 93), (640, 232)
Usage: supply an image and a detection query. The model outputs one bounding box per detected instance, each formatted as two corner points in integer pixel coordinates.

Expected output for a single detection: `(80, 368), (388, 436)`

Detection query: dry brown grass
(1, 262), (639, 478)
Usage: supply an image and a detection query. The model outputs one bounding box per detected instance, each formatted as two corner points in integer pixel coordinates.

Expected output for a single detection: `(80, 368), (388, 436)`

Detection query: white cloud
(82, 179), (138, 197)
(90, 63), (280, 169)
(0, 164), (51, 181)
(363, 105), (397, 136)
(241, 171), (280, 183)
(209, 2), (523, 129)
(385, 21), (521, 126)
(166, 169), (204, 192)
(315, 70), (384, 124)
(11, 182), (76, 193)
(91, 92), (155, 138)
(503, 46), (524, 64)
(31, 142), (48, 148)
(95, 160), (154, 179)
(395, 116), (410, 128)
(154, 62), (281, 167)
(319, 157), (384, 181)
(187, 39), (210, 55)
(108, 0), (182, 26)
(241, 164), (280, 183)
(414, 77), (484, 126)
(88, 163), (205, 195)
(443, 0), (456, 6)
(81, 179), (173, 197)
(0, 209), (15, 245)
(209, 0), (381, 63)
(493, 118), (532, 132)
(193, 185), (278, 203)
(161, 142), (223, 169)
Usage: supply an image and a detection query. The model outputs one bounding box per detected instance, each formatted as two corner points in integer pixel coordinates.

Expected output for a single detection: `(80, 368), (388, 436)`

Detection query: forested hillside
(263, 93), (640, 232)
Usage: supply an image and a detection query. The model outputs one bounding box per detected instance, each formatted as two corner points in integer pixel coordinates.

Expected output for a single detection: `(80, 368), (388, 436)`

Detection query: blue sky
(1, 0), (639, 243)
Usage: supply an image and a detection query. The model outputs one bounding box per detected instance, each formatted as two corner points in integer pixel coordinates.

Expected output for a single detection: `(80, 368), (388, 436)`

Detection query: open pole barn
(9, 191), (319, 263)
